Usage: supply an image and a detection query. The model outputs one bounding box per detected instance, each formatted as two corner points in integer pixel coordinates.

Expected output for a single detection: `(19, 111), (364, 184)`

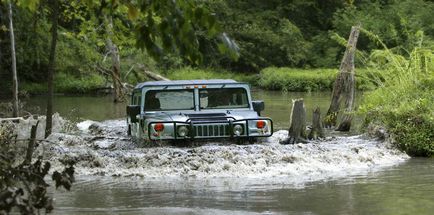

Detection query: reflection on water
(21, 95), (126, 121)
(19, 90), (362, 130)
(52, 159), (434, 215)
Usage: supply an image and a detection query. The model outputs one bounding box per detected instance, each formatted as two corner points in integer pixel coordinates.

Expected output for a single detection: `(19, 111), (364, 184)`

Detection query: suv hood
(145, 110), (259, 123)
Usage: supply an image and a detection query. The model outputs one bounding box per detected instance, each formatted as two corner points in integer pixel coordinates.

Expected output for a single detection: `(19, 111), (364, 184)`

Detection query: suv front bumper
(147, 118), (273, 140)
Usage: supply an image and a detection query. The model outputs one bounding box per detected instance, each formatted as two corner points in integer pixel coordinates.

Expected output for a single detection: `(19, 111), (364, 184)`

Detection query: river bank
(12, 67), (377, 96)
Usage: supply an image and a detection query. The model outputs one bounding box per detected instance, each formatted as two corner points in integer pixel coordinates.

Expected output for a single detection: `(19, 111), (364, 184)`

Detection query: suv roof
(134, 79), (242, 89)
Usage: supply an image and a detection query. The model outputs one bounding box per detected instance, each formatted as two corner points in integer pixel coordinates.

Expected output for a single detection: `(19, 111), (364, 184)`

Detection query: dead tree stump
(325, 25), (360, 130)
(281, 99), (307, 144)
(308, 107), (325, 140)
(24, 121), (39, 165)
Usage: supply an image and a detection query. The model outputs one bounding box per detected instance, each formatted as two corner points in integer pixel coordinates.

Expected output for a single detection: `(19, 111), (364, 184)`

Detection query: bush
(363, 86), (434, 157)
(0, 123), (75, 214)
(360, 36), (434, 157)
(164, 67), (257, 84)
(258, 67), (376, 92)
(22, 73), (105, 94)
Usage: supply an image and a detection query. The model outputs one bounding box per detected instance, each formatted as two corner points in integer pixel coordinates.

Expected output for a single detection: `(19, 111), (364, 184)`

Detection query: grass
(359, 31), (434, 157)
(21, 72), (105, 94)
(257, 67), (378, 92)
(163, 67), (257, 84)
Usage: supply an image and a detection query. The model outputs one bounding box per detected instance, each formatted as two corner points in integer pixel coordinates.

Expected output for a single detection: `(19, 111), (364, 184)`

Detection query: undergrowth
(360, 30), (434, 157)
(21, 72), (105, 94)
(258, 67), (378, 92)
(164, 67), (257, 84)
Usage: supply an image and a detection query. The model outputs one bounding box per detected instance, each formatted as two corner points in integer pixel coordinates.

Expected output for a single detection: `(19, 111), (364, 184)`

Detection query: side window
(131, 92), (141, 105)
(135, 94), (141, 105)
(131, 93), (135, 105)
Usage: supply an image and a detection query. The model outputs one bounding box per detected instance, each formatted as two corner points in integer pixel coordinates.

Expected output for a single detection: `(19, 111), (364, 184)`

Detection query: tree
(81, 0), (237, 101)
(104, 14), (125, 102)
(324, 25), (360, 130)
(7, 1), (19, 117)
(44, 0), (58, 138)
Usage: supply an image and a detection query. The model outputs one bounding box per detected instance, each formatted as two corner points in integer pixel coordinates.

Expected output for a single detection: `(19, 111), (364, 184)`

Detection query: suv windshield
(200, 88), (249, 109)
(145, 90), (194, 111)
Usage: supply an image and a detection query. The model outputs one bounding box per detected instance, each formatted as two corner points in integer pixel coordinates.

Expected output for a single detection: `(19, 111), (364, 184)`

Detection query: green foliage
(97, 0), (240, 64)
(360, 32), (434, 157)
(164, 67), (256, 84)
(333, 0), (434, 53)
(0, 123), (75, 214)
(2, 0), (434, 96)
(22, 72), (105, 94)
(258, 67), (376, 92)
(203, 0), (312, 72)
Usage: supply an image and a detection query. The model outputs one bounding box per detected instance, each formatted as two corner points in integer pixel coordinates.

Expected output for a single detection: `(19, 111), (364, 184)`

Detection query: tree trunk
(45, 0), (59, 138)
(336, 66), (356, 131)
(281, 99), (307, 144)
(308, 107), (325, 140)
(24, 121), (39, 165)
(8, 2), (19, 117)
(324, 25), (360, 129)
(104, 16), (125, 103)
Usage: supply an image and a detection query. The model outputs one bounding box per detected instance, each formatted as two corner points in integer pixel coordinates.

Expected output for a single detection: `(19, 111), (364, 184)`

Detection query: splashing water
(32, 118), (409, 186)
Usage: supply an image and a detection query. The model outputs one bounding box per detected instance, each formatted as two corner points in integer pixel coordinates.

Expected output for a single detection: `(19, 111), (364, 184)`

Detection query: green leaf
(127, 5), (139, 20)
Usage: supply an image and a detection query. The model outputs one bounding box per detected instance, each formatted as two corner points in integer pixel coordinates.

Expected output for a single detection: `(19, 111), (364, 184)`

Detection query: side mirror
(252, 100), (265, 116)
(126, 105), (141, 123)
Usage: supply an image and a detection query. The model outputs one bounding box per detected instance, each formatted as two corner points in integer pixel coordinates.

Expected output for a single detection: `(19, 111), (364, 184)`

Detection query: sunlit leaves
(72, 0), (237, 64)
(14, 0), (40, 11)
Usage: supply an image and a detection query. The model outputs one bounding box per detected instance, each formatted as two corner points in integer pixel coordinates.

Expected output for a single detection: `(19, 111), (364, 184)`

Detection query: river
(8, 91), (434, 214)
(20, 90), (358, 130)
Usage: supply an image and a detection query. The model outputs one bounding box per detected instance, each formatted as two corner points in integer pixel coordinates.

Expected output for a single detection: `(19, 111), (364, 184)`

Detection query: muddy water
(10, 92), (434, 214)
(52, 158), (434, 215)
(20, 90), (348, 130)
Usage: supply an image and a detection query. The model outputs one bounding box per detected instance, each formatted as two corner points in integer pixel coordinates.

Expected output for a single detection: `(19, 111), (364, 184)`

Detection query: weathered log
(0, 117), (24, 123)
(325, 25), (360, 129)
(143, 69), (170, 81)
(24, 121), (39, 165)
(336, 70), (355, 131)
(144, 70), (170, 81)
(308, 107), (325, 140)
(281, 99), (308, 144)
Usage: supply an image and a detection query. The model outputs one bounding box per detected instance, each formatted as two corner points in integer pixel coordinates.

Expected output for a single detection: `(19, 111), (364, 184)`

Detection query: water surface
(20, 90), (361, 130)
(52, 158), (433, 215)
(8, 91), (433, 215)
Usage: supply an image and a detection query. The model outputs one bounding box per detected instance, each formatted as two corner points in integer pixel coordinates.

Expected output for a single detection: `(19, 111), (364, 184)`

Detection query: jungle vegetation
(1, 1), (431, 214)
(0, 1), (433, 152)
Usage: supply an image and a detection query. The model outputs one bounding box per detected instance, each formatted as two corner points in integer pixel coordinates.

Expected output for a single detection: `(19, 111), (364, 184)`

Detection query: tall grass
(258, 67), (377, 92)
(22, 73), (105, 94)
(164, 67), (257, 84)
(360, 30), (434, 156)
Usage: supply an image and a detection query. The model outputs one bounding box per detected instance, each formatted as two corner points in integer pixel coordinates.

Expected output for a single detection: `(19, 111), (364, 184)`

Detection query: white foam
(76, 120), (96, 132)
(40, 119), (409, 186)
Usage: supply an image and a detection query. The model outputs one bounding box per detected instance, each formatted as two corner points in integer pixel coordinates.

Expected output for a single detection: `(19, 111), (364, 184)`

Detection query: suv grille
(193, 124), (230, 138)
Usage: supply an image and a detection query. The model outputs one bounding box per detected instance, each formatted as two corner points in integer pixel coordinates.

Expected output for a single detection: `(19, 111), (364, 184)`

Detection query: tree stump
(281, 99), (307, 144)
(24, 121), (39, 165)
(308, 107), (325, 140)
(324, 25), (360, 130)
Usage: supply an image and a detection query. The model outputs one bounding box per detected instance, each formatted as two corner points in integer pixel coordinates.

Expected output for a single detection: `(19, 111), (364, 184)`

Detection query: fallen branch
(137, 64), (170, 81)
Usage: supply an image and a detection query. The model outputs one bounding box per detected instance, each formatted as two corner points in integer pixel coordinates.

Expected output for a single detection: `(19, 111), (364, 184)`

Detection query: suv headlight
(233, 124), (243, 136)
(177, 126), (189, 137)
